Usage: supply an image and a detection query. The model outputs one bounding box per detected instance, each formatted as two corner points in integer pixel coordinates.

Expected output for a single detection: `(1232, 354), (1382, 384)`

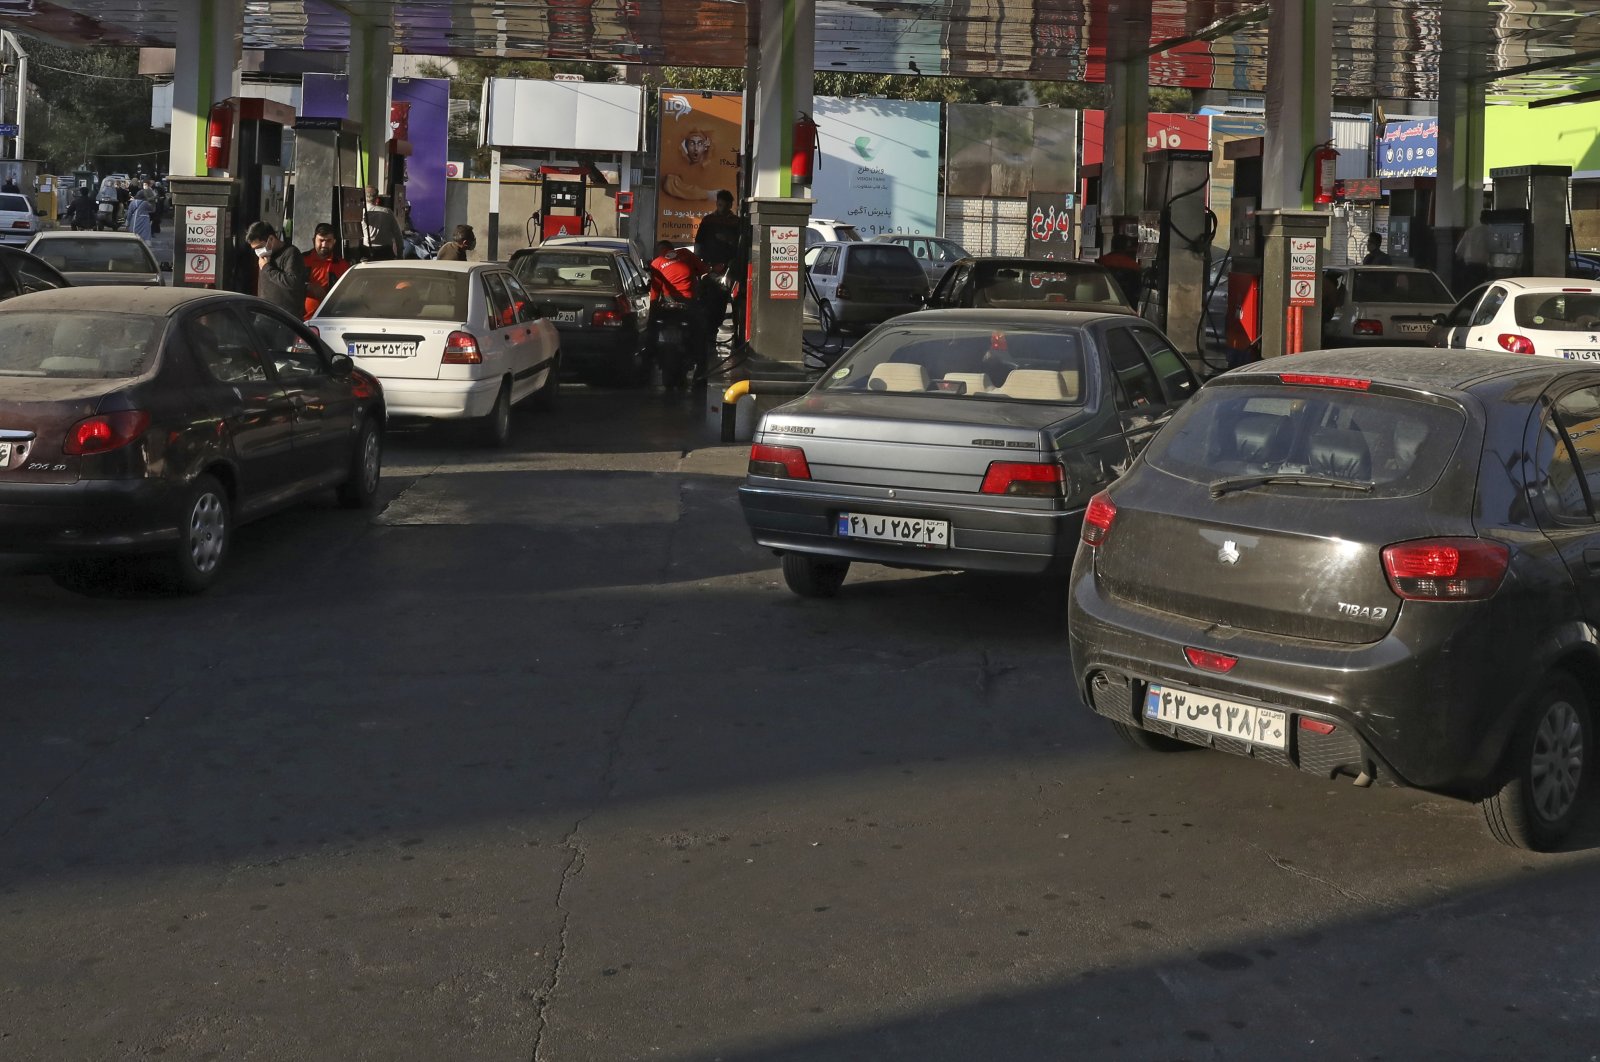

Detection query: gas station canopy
(7, 0), (1600, 103)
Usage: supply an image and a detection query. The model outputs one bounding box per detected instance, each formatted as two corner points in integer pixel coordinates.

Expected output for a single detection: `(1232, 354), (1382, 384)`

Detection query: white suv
(1435, 277), (1600, 360)
(806, 219), (862, 247)
(0, 193), (39, 247)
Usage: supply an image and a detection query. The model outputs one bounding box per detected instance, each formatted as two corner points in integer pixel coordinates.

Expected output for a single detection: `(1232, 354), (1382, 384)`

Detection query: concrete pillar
(347, 18), (393, 191)
(750, 0), (814, 200)
(1259, 210), (1330, 357)
(1261, 0), (1332, 209)
(1100, 55), (1148, 248)
(1435, 17), (1488, 289)
(169, 0), (240, 177)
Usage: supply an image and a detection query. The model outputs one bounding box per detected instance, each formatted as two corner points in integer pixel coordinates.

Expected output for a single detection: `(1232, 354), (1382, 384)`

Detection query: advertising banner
(812, 97), (941, 237)
(1026, 192), (1077, 260)
(946, 105), (1077, 198)
(655, 89), (743, 247)
(1081, 112), (1212, 166)
(1377, 118), (1438, 179)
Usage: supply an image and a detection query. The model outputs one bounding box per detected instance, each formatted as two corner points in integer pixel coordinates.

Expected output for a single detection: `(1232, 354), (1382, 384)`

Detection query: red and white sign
(1288, 236), (1318, 307)
(1081, 113), (1212, 166)
(769, 224), (800, 300)
(184, 205), (220, 286)
(445, 161), (462, 179)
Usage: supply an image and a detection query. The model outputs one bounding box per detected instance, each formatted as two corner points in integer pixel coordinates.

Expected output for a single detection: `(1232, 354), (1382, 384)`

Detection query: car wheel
(780, 553), (849, 598)
(480, 380), (513, 448)
(336, 419), (382, 509)
(1482, 674), (1591, 851)
(818, 300), (838, 337)
(1108, 720), (1191, 752)
(531, 354), (562, 410)
(167, 474), (229, 594)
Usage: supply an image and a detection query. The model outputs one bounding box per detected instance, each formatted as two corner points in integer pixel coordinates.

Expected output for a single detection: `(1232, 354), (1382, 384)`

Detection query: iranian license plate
(1397, 322), (1431, 335)
(556, 310), (580, 324)
(837, 512), (950, 548)
(1561, 349), (1600, 362)
(349, 341), (416, 358)
(1144, 683), (1288, 749)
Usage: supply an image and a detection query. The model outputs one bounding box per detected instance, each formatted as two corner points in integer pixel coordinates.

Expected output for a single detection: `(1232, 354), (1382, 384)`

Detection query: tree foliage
(24, 42), (166, 173)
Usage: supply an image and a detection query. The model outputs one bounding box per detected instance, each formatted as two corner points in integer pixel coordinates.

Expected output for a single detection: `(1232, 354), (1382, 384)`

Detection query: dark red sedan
(0, 287), (385, 591)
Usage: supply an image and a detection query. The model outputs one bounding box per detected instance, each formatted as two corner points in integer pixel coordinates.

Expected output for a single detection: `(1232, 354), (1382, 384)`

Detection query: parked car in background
(1068, 348), (1600, 850)
(0, 192), (41, 247)
(537, 234), (651, 272)
(1566, 252), (1600, 281)
(510, 245), (652, 387)
(26, 231), (169, 287)
(803, 241), (929, 335)
(740, 309), (1198, 598)
(0, 287), (385, 592)
(871, 234), (970, 285)
(806, 219), (863, 247)
(0, 245), (69, 300)
(1433, 277), (1600, 360)
(925, 257), (1133, 313)
(310, 262), (559, 447)
(1321, 265), (1455, 345)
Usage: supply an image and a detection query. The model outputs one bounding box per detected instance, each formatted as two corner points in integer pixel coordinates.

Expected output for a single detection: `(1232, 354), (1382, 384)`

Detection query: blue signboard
(1377, 118), (1438, 178)
(0, 123), (18, 137)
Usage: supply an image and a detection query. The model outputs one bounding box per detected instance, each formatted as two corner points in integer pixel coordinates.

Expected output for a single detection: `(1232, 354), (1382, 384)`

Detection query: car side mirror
(328, 353), (354, 377)
(159, 261), (173, 272)
(34, 209), (43, 217)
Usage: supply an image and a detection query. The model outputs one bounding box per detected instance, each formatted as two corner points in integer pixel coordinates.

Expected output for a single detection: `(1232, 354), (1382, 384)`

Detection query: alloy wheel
(1530, 698), (1585, 822)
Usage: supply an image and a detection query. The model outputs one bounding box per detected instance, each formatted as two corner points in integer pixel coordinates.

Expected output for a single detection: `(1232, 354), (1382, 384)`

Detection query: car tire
(480, 379), (513, 448)
(1482, 674), (1591, 851)
(167, 474), (229, 594)
(781, 553), (849, 598)
(1108, 720), (1191, 752)
(336, 419), (382, 509)
(818, 300), (838, 337)
(531, 354), (562, 410)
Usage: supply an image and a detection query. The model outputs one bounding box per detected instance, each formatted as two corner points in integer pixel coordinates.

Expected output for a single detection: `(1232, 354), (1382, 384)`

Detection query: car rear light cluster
(442, 330), (482, 364)
(1081, 490), (1117, 547)
(1381, 537), (1509, 601)
(979, 461), (1063, 497)
(1278, 373), (1371, 390)
(593, 296), (632, 327)
(748, 443), (811, 480)
(62, 410), (150, 455)
(1498, 333), (1536, 355)
(1184, 646), (1237, 673)
(1353, 318), (1384, 336)
(11, 220), (29, 230)
(835, 283), (851, 300)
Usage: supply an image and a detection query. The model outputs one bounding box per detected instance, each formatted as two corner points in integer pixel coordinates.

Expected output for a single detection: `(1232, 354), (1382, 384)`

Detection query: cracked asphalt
(4, 387), (1600, 1061)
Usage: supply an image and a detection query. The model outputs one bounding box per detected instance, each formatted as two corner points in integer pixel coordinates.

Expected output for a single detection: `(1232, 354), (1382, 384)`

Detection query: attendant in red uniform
(649, 240), (710, 390)
(302, 223), (351, 320)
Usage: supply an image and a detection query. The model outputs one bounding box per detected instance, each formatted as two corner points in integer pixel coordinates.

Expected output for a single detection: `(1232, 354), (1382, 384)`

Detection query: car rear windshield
(0, 311), (159, 378)
(843, 245), (923, 278)
(971, 263), (1126, 308)
(1144, 383), (1466, 498)
(1514, 291), (1600, 331)
(512, 251), (622, 293)
(32, 238), (156, 274)
(318, 269), (469, 322)
(819, 324), (1089, 404)
(832, 225), (862, 242)
(0, 194), (28, 213)
(1351, 269), (1451, 304)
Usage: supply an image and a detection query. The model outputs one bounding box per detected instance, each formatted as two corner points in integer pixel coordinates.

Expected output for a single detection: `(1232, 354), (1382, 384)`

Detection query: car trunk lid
(525, 287), (628, 333)
(0, 378), (116, 484)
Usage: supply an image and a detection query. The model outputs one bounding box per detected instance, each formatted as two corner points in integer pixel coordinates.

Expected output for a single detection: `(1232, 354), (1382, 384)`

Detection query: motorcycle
(95, 200), (119, 231)
(403, 230), (441, 259)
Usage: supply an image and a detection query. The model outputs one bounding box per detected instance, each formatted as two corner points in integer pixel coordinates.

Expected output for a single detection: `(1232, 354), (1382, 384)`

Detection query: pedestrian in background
(1362, 232), (1392, 265)
(362, 186), (404, 261)
(435, 225), (477, 261)
(245, 221), (308, 317)
(302, 222), (350, 320)
(126, 188), (153, 242)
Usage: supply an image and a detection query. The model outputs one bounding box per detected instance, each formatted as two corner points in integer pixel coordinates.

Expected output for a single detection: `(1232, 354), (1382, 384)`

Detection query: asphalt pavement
(3, 387), (1600, 1061)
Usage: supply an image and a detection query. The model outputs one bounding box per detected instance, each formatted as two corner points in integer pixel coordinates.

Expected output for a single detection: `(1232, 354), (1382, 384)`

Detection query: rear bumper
(376, 376), (501, 420)
(0, 477), (181, 553)
(556, 329), (636, 368)
(739, 481), (1080, 575)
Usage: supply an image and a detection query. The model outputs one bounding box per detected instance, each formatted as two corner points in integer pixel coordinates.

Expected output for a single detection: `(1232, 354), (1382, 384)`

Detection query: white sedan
(311, 261), (560, 446)
(1435, 276), (1600, 361)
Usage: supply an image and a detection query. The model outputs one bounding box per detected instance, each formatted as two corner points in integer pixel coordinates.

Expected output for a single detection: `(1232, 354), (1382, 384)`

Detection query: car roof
(29, 230), (144, 241)
(958, 256), (1109, 268)
(0, 286), (237, 315)
(1488, 277), (1600, 291)
(1225, 346), (1578, 393)
(893, 308), (1141, 328)
(347, 260), (485, 274)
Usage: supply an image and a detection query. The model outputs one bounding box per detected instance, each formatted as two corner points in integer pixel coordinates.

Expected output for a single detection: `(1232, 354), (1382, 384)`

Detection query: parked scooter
(403, 230), (441, 259)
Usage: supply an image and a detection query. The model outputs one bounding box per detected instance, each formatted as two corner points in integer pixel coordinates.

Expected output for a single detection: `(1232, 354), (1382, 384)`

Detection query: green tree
(24, 43), (167, 173)
(1029, 82), (1193, 113)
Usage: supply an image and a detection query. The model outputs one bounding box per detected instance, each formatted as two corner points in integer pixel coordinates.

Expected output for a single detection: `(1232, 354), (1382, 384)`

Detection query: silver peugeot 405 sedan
(738, 308), (1200, 597)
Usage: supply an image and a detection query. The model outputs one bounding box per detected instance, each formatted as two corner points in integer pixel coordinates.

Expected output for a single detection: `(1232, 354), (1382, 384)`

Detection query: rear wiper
(1209, 474), (1375, 498)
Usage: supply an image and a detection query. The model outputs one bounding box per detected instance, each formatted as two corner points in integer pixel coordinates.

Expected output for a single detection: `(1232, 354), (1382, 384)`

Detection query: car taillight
(1184, 646), (1237, 673)
(349, 371), (378, 400)
(1498, 333), (1536, 355)
(748, 442), (811, 480)
(11, 220), (29, 229)
(442, 330), (482, 364)
(1081, 490), (1116, 547)
(1381, 538), (1510, 601)
(62, 410), (150, 455)
(1278, 373), (1371, 390)
(980, 461), (1063, 497)
(835, 283), (851, 300)
(1353, 318), (1384, 336)
(592, 297), (631, 327)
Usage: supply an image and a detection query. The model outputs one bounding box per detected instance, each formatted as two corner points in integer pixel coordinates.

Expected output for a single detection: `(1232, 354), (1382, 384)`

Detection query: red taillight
(592, 298), (631, 327)
(748, 442), (811, 480)
(1278, 373), (1371, 390)
(979, 461), (1064, 497)
(62, 410), (150, 455)
(1081, 490), (1116, 547)
(835, 283), (851, 300)
(1498, 333), (1536, 355)
(10, 220), (28, 230)
(350, 371), (377, 400)
(1353, 318), (1384, 336)
(1184, 646), (1237, 673)
(1299, 718), (1337, 735)
(442, 330), (482, 364)
(1381, 537), (1510, 601)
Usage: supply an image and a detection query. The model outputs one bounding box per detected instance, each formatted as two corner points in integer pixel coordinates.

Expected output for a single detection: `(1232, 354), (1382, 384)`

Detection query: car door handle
(1585, 547), (1600, 572)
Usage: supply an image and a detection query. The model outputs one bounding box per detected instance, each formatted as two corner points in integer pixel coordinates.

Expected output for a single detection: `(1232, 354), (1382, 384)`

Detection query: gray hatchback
(1069, 348), (1600, 850)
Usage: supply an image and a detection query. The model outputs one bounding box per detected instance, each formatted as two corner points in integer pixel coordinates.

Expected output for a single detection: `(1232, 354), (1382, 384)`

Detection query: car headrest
(1308, 428), (1372, 480)
(1390, 418), (1428, 468)
(867, 362), (929, 393)
(1232, 413), (1289, 465)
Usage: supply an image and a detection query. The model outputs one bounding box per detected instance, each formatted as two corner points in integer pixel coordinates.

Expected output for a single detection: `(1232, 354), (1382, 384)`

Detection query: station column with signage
(168, 176), (239, 293)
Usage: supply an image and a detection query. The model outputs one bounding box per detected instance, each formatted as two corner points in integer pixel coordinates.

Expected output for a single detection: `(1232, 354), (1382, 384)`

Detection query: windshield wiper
(1209, 474), (1375, 499)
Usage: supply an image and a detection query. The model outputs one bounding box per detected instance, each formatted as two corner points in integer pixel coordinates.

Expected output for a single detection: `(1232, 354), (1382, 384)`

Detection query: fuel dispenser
(528, 165), (600, 244)
(1381, 177), (1434, 269)
(1477, 165), (1572, 282)
(1138, 148), (1214, 356)
(290, 116), (364, 259)
(1223, 138), (1265, 365)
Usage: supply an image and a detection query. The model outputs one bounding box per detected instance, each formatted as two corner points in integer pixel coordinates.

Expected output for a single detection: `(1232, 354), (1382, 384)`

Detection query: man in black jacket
(245, 221), (308, 317)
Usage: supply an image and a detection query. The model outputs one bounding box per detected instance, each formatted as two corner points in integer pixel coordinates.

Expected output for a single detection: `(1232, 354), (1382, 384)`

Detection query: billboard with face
(656, 90), (743, 246)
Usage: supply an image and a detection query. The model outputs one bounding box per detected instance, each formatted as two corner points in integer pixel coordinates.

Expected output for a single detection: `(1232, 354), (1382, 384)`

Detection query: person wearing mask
(435, 224), (477, 261)
(302, 223), (351, 320)
(245, 221), (308, 317)
(362, 186), (404, 261)
(650, 240), (710, 390)
(1362, 232), (1392, 265)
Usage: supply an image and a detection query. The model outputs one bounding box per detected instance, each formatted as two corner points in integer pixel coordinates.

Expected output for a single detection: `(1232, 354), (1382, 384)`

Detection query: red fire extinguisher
(792, 112), (819, 185)
(205, 103), (233, 171)
(1312, 142), (1340, 205)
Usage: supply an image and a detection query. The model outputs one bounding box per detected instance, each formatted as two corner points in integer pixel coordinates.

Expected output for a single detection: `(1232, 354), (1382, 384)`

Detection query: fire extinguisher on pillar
(791, 112), (819, 186)
(205, 103), (233, 172)
(1311, 141), (1340, 205)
